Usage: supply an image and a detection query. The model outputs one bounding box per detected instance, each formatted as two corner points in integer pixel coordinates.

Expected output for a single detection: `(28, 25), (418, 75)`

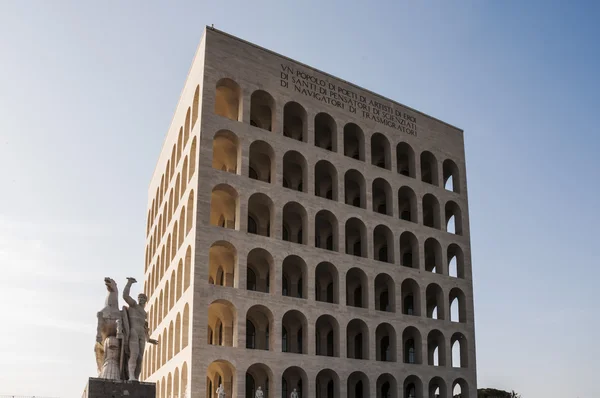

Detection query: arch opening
(315, 315), (339, 357)
(315, 210), (338, 251)
(346, 267), (368, 309)
(400, 232), (419, 269)
(376, 323), (397, 362)
(282, 255), (307, 299)
(344, 170), (366, 209)
(207, 300), (237, 347)
(250, 90), (275, 131)
(347, 319), (369, 360)
(344, 123), (365, 161)
(373, 224), (394, 263)
(208, 241), (238, 287)
(375, 273), (395, 312)
(215, 79), (242, 121)
(247, 248), (274, 293)
(401, 279), (421, 316)
(315, 160), (338, 201)
(283, 102), (307, 142)
(315, 262), (339, 304)
(443, 159), (460, 193)
(420, 151), (438, 186)
(315, 113), (337, 151)
(281, 310), (308, 354)
(246, 305), (274, 351)
(249, 141), (275, 183)
(211, 185), (239, 229)
(345, 218), (367, 258)
(213, 130), (239, 173)
(371, 133), (391, 170)
(283, 151), (307, 193)
(372, 178), (393, 216)
(248, 193), (274, 237)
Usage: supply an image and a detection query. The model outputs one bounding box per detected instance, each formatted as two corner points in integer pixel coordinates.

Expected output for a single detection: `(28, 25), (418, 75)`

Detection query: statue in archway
(217, 383), (226, 398)
(255, 386), (264, 398)
(291, 387), (299, 398)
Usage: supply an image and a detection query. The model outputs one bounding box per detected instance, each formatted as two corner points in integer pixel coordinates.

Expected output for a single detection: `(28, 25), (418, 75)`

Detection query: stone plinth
(82, 378), (156, 398)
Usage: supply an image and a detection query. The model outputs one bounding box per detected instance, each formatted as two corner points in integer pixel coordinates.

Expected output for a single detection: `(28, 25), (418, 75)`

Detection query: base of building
(82, 377), (156, 398)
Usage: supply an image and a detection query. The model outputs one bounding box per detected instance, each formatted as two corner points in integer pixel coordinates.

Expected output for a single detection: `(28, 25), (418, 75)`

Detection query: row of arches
(146, 246), (193, 332)
(210, 189), (466, 276)
(207, 360), (470, 398)
(208, 300), (469, 367)
(146, 137), (198, 270)
(214, 78), (461, 193)
(147, 82), (199, 238)
(143, 304), (190, 378)
(146, 191), (195, 297)
(213, 135), (463, 235)
(208, 242), (467, 321)
(151, 361), (188, 398)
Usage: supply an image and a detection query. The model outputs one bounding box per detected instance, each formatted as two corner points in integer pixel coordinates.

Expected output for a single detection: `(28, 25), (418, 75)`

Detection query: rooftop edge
(207, 26), (464, 133)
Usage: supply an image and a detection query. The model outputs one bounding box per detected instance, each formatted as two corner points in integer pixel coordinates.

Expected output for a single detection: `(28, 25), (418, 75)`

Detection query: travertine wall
(142, 27), (477, 398)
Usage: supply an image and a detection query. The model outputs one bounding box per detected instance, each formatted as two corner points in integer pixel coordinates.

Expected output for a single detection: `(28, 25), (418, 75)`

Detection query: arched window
(314, 113), (336, 151)
(283, 102), (307, 141)
(397, 142), (415, 177)
(371, 133), (391, 169)
(443, 159), (461, 193)
(283, 151), (307, 192)
(249, 140), (275, 183)
(212, 130), (239, 173)
(210, 184), (238, 230)
(250, 90), (275, 131)
(215, 79), (241, 121)
(344, 170), (366, 208)
(421, 151), (439, 185)
(445, 201), (463, 235)
(344, 123), (365, 160)
(315, 160), (337, 201)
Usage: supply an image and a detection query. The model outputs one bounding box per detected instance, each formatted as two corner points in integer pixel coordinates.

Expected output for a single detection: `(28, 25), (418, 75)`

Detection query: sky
(0, 1), (599, 397)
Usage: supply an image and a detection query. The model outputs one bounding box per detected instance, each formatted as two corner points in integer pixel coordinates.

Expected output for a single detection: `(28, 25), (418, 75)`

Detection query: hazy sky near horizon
(1, 1), (599, 397)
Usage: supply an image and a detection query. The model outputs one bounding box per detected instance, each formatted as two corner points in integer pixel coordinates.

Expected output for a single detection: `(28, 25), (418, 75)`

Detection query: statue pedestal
(82, 377), (156, 398)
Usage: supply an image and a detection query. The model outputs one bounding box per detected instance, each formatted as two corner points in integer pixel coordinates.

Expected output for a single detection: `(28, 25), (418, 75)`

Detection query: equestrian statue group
(95, 277), (158, 381)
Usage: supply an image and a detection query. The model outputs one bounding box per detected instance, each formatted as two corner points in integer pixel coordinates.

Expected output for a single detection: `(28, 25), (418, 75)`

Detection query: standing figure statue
(255, 386), (263, 398)
(122, 277), (158, 381)
(290, 388), (299, 398)
(216, 383), (226, 398)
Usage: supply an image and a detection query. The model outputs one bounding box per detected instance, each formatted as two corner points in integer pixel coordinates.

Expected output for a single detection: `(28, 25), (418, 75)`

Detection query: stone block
(82, 378), (156, 398)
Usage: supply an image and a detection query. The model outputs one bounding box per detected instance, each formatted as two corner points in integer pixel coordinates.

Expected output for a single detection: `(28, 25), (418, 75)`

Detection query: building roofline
(207, 26), (464, 133)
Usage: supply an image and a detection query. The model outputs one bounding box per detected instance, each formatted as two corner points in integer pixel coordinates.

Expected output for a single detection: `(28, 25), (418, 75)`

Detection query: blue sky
(0, 1), (599, 397)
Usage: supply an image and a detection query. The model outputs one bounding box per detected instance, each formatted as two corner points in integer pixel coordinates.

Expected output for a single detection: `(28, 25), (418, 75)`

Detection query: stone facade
(140, 27), (477, 398)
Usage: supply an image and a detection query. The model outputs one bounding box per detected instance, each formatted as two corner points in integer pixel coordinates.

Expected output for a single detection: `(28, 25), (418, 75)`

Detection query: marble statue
(123, 277), (158, 381)
(95, 277), (123, 378)
(255, 386), (264, 398)
(94, 276), (158, 381)
(290, 388), (299, 398)
(217, 383), (226, 398)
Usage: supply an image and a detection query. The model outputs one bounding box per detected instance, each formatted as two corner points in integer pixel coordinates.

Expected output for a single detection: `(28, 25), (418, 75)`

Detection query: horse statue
(94, 277), (123, 377)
